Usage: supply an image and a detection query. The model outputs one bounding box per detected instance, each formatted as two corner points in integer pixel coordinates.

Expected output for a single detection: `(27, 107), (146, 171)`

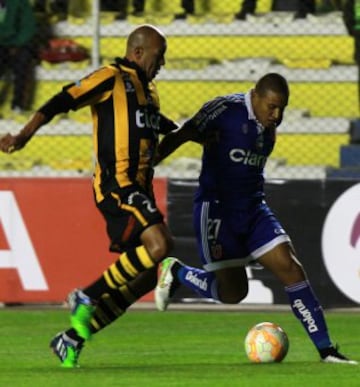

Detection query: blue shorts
(193, 200), (291, 271)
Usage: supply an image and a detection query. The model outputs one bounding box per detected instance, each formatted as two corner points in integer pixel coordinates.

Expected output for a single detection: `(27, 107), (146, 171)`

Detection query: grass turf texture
(0, 308), (358, 387)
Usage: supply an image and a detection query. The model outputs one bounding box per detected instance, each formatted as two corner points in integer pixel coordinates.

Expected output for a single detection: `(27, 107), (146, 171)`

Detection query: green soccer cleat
(68, 288), (95, 340)
(155, 257), (181, 311)
(50, 332), (83, 368)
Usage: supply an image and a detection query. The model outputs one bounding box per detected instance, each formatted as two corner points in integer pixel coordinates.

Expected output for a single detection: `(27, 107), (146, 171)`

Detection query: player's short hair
(255, 73), (289, 100)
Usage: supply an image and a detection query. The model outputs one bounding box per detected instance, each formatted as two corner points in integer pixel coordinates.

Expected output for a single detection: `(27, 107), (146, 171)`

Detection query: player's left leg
(258, 242), (357, 364)
(155, 256), (250, 311)
(155, 199), (250, 310)
(50, 269), (157, 367)
(51, 187), (171, 367)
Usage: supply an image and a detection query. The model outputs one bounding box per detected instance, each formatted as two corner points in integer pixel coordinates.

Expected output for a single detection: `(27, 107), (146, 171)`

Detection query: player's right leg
(257, 233), (357, 364)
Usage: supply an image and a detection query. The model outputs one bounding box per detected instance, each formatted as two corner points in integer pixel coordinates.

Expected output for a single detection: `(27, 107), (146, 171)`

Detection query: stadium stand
(0, 0), (358, 178)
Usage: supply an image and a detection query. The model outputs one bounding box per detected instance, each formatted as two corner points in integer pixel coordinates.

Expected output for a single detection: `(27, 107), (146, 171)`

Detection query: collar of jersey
(114, 57), (148, 87)
(244, 90), (255, 121)
(245, 89), (265, 134)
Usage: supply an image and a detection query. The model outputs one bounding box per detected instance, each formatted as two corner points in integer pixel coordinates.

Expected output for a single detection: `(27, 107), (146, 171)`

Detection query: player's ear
(133, 46), (144, 60)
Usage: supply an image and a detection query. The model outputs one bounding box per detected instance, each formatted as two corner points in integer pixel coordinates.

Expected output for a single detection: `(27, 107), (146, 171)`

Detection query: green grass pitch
(0, 307), (358, 386)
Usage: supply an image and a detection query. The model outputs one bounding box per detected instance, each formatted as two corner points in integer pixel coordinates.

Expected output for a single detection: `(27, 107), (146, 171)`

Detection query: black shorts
(96, 185), (164, 252)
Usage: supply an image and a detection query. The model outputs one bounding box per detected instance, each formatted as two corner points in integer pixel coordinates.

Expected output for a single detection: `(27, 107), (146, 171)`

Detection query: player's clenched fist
(0, 133), (26, 153)
(0, 112), (46, 154)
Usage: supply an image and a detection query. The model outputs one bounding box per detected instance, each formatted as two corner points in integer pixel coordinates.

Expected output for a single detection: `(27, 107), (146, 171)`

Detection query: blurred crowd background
(0, 0), (359, 180)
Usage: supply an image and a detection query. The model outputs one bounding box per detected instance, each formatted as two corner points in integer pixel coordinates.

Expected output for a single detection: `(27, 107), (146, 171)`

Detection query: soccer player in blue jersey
(154, 73), (357, 364)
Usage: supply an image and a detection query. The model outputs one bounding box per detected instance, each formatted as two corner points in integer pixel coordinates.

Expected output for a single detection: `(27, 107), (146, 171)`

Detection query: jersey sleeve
(62, 66), (117, 110)
(189, 96), (227, 135)
(159, 113), (178, 135)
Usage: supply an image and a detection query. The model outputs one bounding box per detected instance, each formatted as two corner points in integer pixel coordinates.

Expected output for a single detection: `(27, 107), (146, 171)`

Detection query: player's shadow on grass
(53, 360), (320, 372)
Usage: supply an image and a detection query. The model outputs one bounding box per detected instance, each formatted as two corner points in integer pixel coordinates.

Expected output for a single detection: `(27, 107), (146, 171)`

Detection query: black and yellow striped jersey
(40, 58), (176, 203)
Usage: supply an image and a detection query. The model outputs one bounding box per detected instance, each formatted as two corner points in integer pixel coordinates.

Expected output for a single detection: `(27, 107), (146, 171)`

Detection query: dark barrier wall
(167, 179), (360, 308)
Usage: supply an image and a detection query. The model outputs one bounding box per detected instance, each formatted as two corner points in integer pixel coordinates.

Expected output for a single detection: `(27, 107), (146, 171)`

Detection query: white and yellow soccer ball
(244, 322), (289, 363)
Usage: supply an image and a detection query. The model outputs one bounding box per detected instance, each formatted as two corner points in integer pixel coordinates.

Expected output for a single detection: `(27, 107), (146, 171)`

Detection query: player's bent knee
(146, 241), (173, 263)
(141, 225), (174, 260)
(218, 287), (249, 304)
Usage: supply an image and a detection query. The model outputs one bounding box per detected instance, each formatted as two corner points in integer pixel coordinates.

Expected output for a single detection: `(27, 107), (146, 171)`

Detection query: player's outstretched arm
(0, 112), (48, 154)
(154, 120), (201, 165)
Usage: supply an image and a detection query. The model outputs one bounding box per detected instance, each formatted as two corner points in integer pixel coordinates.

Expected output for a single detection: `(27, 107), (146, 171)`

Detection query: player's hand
(0, 133), (28, 154)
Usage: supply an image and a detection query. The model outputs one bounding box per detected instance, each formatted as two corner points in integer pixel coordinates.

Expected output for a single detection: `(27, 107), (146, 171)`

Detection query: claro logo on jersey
(229, 148), (267, 168)
(136, 109), (160, 131)
(321, 183), (360, 303)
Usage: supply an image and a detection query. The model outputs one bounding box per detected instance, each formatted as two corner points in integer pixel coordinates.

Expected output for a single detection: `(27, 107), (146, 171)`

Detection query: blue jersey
(191, 92), (275, 209)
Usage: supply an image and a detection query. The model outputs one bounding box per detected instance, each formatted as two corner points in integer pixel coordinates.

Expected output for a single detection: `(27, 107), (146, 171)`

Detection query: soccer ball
(244, 322), (289, 363)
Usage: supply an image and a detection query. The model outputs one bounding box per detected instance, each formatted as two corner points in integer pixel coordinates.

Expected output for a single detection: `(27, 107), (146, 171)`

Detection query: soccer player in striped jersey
(154, 73), (357, 365)
(0, 24), (178, 367)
